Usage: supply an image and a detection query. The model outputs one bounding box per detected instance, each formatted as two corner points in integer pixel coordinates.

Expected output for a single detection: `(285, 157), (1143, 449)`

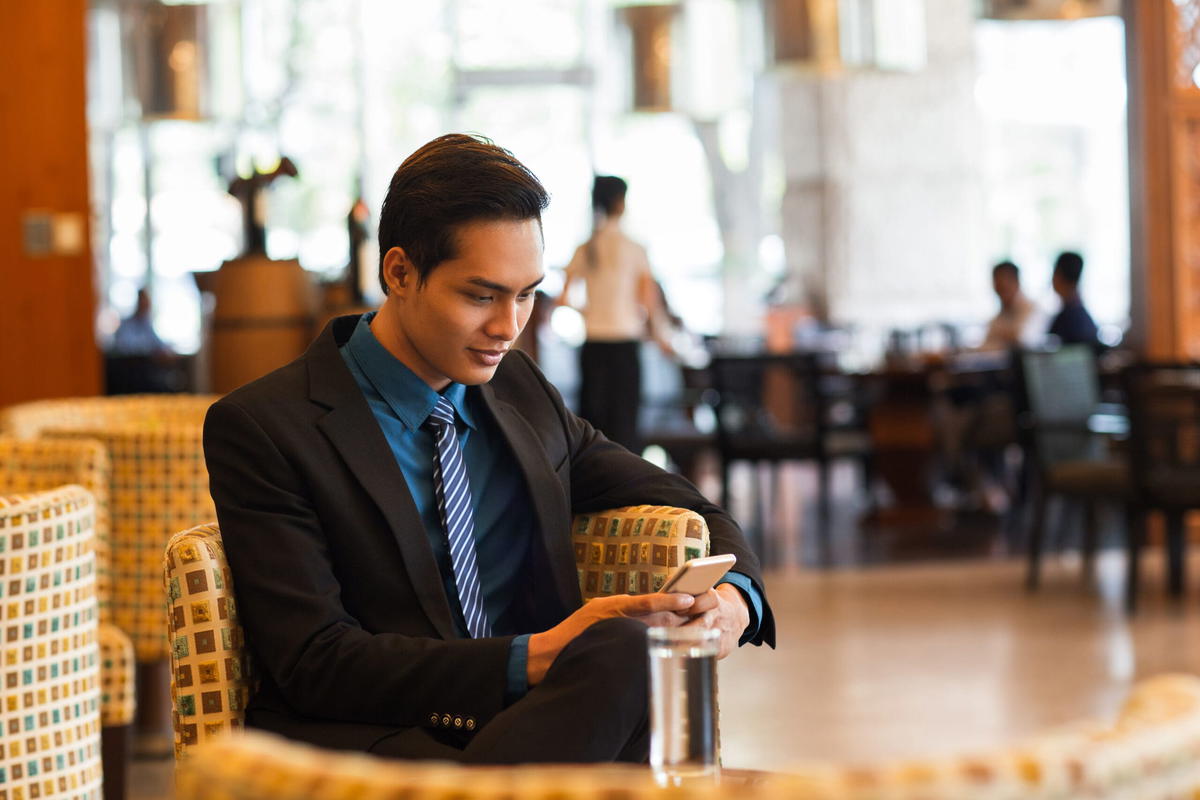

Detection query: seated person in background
(979, 260), (1039, 351)
(203, 133), (774, 765)
(1048, 251), (1099, 347)
(107, 287), (182, 393)
(111, 288), (172, 356)
(937, 260), (1037, 512)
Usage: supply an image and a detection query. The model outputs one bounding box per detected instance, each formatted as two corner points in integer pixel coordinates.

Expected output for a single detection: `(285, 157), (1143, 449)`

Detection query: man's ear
(381, 246), (416, 297)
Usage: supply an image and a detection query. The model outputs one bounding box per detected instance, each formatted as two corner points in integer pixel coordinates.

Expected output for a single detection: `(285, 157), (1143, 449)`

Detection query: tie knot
(424, 397), (456, 430)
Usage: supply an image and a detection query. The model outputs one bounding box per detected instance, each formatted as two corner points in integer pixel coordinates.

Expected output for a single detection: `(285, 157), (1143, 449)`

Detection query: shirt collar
(343, 312), (476, 432)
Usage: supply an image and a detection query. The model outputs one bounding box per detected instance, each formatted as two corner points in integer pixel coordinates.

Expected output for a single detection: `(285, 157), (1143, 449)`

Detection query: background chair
(1016, 346), (1131, 593)
(1123, 364), (1200, 609)
(165, 506), (712, 759)
(1, 394), (218, 753)
(708, 352), (869, 554)
(0, 485), (133, 800)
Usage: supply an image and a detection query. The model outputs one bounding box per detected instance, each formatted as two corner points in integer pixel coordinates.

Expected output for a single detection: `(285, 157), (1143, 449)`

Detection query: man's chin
(452, 363), (502, 386)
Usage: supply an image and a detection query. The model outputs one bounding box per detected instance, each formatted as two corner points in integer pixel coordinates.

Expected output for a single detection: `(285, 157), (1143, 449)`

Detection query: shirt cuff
(717, 571), (763, 645)
(505, 634), (532, 705)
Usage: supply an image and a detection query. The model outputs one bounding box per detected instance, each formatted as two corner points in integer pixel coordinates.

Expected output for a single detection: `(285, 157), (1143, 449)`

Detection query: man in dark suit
(203, 134), (773, 764)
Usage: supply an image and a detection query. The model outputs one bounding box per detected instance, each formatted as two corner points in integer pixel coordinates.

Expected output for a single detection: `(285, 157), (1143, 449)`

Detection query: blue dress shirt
(340, 313), (763, 703)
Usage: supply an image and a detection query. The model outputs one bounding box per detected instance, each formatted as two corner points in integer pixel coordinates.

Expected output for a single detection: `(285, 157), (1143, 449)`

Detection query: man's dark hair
(992, 260), (1019, 281)
(592, 175), (627, 216)
(377, 133), (549, 294)
(1053, 251), (1084, 286)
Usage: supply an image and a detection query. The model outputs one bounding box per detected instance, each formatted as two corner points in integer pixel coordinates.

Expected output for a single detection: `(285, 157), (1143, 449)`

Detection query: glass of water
(647, 626), (721, 786)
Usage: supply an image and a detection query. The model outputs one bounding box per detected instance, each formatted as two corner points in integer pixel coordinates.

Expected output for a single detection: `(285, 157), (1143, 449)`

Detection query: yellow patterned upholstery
(164, 524), (253, 759)
(98, 623), (136, 728)
(165, 507), (710, 760)
(0, 395), (219, 441)
(571, 505), (709, 599)
(174, 674), (1200, 800)
(1, 395), (218, 661)
(176, 730), (658, 800)
(0, 486), (104, 799)
(0, 438), (112, 618)
(0, 438), (137, 729)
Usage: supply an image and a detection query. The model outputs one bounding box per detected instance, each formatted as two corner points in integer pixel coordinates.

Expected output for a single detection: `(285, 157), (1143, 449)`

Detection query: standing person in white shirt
(557, 176), (661, 453)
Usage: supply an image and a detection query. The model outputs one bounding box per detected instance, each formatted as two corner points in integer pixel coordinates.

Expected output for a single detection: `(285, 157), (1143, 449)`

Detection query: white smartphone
(660, 553), (737, 595)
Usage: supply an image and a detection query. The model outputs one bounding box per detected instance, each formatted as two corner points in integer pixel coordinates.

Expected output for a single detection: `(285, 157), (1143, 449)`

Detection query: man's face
(993, 271), (1018, 305)
(380, 218), (544, 390)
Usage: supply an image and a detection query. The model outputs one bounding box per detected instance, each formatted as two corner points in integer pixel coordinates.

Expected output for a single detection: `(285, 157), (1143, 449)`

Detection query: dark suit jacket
(203, 314), (774, 753)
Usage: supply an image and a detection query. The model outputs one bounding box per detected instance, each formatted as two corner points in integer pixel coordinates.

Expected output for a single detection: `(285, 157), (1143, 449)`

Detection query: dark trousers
(369, 618), (651, 764)
(578, 340), (642, 453)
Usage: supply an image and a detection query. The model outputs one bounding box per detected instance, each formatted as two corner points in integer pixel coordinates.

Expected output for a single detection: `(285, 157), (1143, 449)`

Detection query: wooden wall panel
(0, 1), (101, 406)
(1127, 0), (1200, 358)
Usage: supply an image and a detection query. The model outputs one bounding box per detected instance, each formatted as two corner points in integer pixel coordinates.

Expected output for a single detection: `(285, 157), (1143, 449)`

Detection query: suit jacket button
(453, 716), (463, 728)
(466, 718), (476, 731)
(442, 715), (452, 727)
(429, 713), (439, 726)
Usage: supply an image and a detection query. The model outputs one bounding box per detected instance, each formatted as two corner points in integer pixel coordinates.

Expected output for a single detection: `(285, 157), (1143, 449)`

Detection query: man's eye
(469, 294), (493, 303)
(517, 292), (534, 302)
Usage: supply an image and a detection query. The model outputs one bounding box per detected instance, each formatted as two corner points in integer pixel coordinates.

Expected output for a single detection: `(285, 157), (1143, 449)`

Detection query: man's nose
(486, 300), (521, 341)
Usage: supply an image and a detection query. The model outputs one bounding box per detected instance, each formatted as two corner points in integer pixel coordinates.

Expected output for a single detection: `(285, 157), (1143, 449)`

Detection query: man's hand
(681, 584), (750, 659)
(527, 592), (695, 685)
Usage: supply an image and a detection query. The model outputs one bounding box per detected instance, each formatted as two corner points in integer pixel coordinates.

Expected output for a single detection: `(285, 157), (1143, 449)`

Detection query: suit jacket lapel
(479, 384), (581, 620)
(308, 316), (458, 640)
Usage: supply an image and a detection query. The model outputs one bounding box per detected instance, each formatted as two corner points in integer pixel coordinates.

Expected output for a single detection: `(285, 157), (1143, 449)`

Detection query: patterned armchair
(175, 674), (1200, 800)
(164, 506), (711, 759)
(1, 395), (217, 756)
(0, 441), (136, 799)
(0, 485), (133, 800)
(0, 395), (218, 662)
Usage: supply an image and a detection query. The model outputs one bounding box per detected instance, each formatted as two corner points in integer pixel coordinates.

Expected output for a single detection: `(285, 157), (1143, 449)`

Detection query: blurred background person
(1048, 250), (1099, 347)
(556, 175), (663, 453)
(980, 260), (1040, 351)
(111, 288), (172, 358)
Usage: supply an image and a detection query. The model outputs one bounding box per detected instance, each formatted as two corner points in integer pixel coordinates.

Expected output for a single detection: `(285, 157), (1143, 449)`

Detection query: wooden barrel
(209, 255), (317, 393)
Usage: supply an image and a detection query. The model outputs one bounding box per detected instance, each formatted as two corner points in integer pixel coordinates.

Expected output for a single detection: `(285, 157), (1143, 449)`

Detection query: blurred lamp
(620, 4), (679, 111)
(980, 0), (1120, 19)
(125, 0), (210, 119)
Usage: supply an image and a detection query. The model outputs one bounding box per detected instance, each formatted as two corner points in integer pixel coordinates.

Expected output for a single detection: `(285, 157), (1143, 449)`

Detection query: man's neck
(368, 305), (450, 392)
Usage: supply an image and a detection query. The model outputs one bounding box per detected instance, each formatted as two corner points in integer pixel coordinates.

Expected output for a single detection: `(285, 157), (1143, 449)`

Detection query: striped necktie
(424, 396), (491, 639)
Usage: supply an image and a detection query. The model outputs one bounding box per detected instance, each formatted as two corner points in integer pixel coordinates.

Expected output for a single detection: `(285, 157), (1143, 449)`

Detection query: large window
(88, 0), (738, 356)
(974, 16), (1129, 335)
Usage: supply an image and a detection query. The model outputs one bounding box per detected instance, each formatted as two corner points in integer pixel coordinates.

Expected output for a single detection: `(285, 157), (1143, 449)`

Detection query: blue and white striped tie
(424, 397), (492, 639)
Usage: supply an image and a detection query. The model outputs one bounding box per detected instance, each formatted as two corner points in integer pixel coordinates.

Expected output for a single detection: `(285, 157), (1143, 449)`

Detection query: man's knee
(550, 617), (649, 687)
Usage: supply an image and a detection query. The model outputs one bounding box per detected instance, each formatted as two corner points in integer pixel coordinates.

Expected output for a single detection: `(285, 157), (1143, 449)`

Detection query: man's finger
(626, 592), (695, 614)
(687, 589), (720, 615)
(642, 611), (688, 628)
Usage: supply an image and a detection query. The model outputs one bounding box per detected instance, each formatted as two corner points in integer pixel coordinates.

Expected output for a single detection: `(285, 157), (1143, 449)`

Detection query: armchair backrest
(0, 485), (103, 798)
(1017, 345), (1104, 467)
(0, 437), (112, 620)
(1122, 363), (1200, 506)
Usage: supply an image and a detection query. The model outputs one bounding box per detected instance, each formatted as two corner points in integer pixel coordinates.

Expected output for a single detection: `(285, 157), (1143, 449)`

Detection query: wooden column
(1127, 0), (1200, 358)
(0, 1), (100, 405)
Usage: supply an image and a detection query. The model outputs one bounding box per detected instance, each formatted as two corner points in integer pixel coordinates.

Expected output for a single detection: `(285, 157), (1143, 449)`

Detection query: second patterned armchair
(164, 506), (712, 759)
(1, 394), (218, 753)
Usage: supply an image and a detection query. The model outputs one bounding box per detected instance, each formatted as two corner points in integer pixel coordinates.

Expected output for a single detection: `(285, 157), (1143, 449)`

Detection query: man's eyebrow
(465, 276), (545, 293)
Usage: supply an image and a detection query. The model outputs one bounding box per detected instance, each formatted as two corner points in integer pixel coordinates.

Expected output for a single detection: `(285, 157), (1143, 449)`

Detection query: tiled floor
(720, 550), (1200, 771)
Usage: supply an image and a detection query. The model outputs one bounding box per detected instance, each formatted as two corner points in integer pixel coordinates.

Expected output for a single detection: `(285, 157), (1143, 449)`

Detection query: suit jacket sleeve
(516, 352), (776, 647)
(204, 399), (515, 729)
